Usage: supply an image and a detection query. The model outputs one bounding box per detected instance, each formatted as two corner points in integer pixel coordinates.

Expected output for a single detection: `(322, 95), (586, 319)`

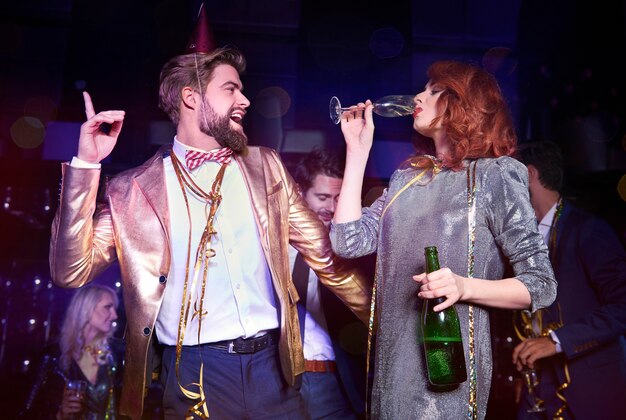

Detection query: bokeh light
(255, 86), (291, 119)
(24, 96), (58, 124)
(369, 27), (404, 59)
(482, 46), (517, 76)
(10, 116), (45, 149)
(617, 174), (626, 203)
(74, 79), (87, 90)
(581, 113), (618, 144)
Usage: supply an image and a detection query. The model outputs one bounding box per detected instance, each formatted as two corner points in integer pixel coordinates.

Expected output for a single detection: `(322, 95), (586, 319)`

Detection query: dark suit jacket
(293, 247), (371, 417)
(532, 201), (626, 419)
(319, 278), (369, 416)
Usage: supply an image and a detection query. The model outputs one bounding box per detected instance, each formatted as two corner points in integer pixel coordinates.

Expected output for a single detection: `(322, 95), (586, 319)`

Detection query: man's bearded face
(199, 98), (248, 153)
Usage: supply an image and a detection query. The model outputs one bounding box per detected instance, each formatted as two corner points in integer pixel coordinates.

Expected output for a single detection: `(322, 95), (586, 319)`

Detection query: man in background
(513, 141), (626, 420)
(291, 148), (369, 419)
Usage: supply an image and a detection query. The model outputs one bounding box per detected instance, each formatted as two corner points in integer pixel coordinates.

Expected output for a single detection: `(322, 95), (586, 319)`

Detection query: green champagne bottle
(421, 246), (468, 386)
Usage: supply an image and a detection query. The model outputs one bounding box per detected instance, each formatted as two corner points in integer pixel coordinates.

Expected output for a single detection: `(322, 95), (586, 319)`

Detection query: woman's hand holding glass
(339, 100), (376, 156)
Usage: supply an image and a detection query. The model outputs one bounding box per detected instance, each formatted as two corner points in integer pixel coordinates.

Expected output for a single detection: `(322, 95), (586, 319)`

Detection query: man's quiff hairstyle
(158, 47), (246, 125)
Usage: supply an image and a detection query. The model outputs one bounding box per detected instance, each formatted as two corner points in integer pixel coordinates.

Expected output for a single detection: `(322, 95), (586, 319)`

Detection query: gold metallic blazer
(49, 145), (371, 419)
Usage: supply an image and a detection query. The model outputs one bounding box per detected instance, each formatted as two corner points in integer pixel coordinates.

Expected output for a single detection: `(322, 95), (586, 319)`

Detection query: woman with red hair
(330, 60), (557, 419)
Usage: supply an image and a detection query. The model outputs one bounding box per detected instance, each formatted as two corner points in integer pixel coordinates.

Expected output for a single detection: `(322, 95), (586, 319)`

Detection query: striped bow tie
(185, 147), (233, 170)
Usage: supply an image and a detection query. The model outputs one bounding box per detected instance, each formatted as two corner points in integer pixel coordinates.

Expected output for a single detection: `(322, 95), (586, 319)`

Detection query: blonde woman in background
(22, 284), (124, 419)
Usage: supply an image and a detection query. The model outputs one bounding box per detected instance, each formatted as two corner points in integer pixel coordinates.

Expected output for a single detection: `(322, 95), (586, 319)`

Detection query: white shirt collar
(172, 136), (223, 159)
(538, 201), (559, 228)
(537, 201), (558, 246)
(171, 136), (188, 163)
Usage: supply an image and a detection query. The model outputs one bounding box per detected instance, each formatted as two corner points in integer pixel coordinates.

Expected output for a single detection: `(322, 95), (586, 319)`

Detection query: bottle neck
(429, 296), (446, 306)
(424, 248), (440, 273)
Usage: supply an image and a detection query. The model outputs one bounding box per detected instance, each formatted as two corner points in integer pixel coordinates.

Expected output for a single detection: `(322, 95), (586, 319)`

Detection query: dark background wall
(1, 0), (625, 417)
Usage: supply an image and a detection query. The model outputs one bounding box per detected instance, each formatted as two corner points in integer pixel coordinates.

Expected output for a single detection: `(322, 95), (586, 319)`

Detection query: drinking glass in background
(513, 310), (546, 413)
(65, 378), (88, 418)
(65, 379), (87, 399)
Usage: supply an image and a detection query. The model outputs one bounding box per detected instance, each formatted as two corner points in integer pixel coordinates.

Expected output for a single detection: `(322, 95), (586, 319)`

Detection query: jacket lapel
(234, 147), (269, 240)
(235, 147), (290, 313)
(551, 200), (571, 268)
(133, 146), (171, 244)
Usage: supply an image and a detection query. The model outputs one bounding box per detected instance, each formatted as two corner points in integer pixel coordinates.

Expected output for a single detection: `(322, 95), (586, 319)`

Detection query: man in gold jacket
(49, 46), (370, 420)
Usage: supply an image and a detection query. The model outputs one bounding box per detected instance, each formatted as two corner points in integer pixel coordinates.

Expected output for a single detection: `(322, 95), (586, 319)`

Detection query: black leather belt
(203, 330), (279, 354)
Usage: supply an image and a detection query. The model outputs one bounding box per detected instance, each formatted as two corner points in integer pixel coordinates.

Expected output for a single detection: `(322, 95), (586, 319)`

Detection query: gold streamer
(364, 271), (377, 420)
(552, 360), (570, 420)
(364, 158), (442, 418)
(512, 309), (545, 413)
(170, 150), (229, 419)
(548, 198), (564, 264)
(546, 199), (570, 419)
(512, 310), (543, 342)
(512, 198), (568, 418)
(381, 169), (428, 219)
(465, 161), (478, 420)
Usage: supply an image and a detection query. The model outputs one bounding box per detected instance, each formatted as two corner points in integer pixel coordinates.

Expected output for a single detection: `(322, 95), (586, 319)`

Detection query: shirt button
(228, 248), (233, 254)
(159, 275), (167, 284)
(236, 284), (241, 290)
(143, 327), (151, 336)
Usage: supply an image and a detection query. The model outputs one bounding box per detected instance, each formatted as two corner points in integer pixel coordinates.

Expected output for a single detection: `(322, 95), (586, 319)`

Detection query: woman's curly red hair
(420, 60), (517, 170)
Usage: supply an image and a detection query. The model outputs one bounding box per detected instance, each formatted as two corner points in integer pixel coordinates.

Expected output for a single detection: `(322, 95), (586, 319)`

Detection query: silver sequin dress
(330, 156), (557, 420)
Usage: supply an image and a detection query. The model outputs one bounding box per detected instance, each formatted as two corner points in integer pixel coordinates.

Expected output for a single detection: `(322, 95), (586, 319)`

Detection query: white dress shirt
(288, 245), (335, 361)
(537, 202), (558, 246)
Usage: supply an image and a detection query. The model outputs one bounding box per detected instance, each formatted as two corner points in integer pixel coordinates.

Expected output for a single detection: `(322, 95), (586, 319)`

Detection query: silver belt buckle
(228, 341), (236, 354)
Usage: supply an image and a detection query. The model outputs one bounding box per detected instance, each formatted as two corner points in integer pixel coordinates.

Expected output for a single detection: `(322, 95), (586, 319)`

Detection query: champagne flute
(66, 379), (87, 399)
(513, 310), (545, 413)
(521, 369), (544, 413)
(65, 379), (87, 417)
(329, 95), (416, 124)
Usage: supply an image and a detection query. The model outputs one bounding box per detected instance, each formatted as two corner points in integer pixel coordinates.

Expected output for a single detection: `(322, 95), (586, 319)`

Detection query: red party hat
(185, 2), (216, 54)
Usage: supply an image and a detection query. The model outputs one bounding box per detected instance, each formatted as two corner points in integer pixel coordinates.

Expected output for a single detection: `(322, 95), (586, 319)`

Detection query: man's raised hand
(77, 91), (125, 164)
